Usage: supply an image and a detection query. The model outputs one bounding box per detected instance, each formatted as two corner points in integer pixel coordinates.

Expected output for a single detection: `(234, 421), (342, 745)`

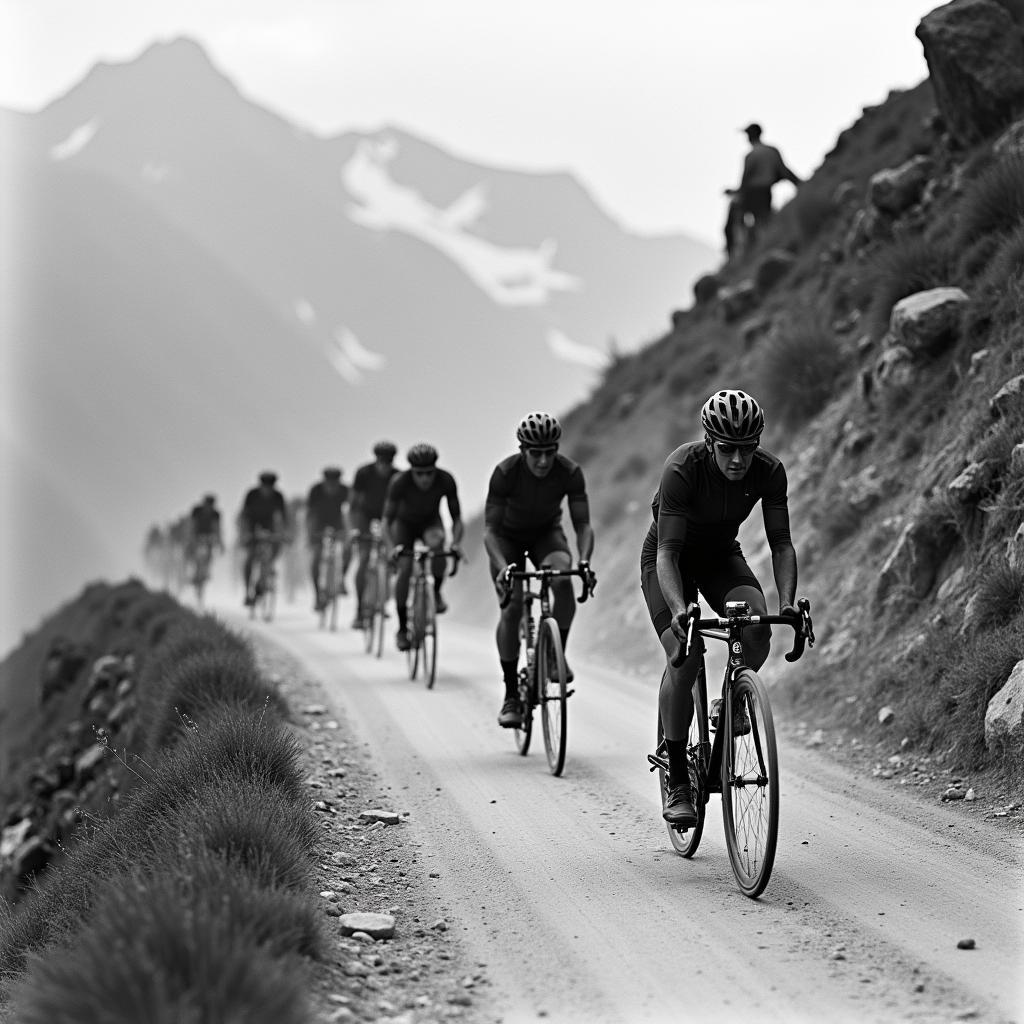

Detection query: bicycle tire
(407, 580), (423, 680)
(513, 615), (533, 756)
(721, 668), (779, 898)
(373, 560), (388, 660)
(362, 568), (379, 653)
(659, 664), (709, 858)
(422, 588), (438, 689)
(538, 617), (567, 776)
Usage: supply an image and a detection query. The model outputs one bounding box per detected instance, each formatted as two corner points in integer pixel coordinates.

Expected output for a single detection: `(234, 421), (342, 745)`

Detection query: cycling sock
(665, 740), (690, 789)
(500, 659), (518, 696)
(397, 608), (408, 631)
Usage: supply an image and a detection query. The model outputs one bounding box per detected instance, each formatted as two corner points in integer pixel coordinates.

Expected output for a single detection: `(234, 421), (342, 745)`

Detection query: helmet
(407, 443), (438, 468)
(516, 411), (562, 447)
(373, 440), (397, 459)
(700, 390), (764, 443)
(323, 466), (342, 480)
(258, 471), (278, 485)
(202, 493), (216, 504)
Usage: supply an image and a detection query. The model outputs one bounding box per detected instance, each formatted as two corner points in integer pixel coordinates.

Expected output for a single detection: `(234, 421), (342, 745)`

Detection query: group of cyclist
(178, 388), (802, 806)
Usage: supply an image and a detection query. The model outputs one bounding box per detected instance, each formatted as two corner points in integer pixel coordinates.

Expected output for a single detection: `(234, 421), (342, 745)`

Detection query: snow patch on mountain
(342, 137), (581, 308)
(50, 120), (99, 161)
(546, 328), (610, 370)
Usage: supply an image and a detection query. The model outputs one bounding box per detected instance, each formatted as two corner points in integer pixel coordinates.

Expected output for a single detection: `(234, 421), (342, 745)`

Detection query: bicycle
(647, 597), (813, 898)
(393, 543), (462, 689)
(498, 562), (596, 776)
(248, 528), (279, 623)
(359, 520), (391, 658)
(315, 527), (345, 631)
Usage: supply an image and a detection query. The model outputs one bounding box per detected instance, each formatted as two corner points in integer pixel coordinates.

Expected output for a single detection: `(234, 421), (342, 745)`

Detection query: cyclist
(185, 494), (224, 581)
(348, 440), (400, 628)
(483, 412), (595, 729)
(238, 471), (289, 606)
(641, 389), (798, 827)
(383, 443), (463, 652)
(306, 466), (351, 611)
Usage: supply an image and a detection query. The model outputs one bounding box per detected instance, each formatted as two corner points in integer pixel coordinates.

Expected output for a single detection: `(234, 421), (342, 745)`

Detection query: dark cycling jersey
(351, 462), (399, 523)
(190, 504), (220, 537)
(484, 453), (589, 536)
(306, 481), (349, 533)
(240, 487), (287, 533)
(641, 441), (791, 568)
(384, 469), (461, 528)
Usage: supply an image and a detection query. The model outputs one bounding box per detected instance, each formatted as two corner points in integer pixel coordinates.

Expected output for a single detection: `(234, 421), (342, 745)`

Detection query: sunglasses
(412, 467), (436, 477)
(715, 441), (758, 456)
(524, 446), (558, 458)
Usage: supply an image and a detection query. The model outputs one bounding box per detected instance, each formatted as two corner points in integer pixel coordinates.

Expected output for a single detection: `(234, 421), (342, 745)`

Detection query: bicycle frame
(249, 529), (278, 622)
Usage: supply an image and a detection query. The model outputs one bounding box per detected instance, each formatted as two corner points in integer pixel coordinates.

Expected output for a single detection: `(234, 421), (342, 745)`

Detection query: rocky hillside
(461, 0), (1024, 791)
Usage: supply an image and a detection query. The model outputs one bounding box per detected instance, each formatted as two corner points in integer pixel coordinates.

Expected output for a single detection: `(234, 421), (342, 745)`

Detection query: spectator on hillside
(725, 123), (801, 258)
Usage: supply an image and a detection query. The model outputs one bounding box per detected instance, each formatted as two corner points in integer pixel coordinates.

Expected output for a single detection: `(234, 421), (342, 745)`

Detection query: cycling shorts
(391, 517), (444, 548)
(640, 545), (762, 638)
(488, 527), (571, 580)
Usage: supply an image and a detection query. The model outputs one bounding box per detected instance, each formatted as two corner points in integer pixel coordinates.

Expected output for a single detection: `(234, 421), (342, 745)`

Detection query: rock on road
(230, 605), (1023, 1024)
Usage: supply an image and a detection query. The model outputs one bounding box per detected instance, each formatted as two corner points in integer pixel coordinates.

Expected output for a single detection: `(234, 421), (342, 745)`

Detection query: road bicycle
(359, 520), (390, 658)
(647, 597), (813, 897)
(393, 543), (462, 689)
(498, 562), (596, 776)
(189, 538), (214, 609)
(316, 527), (344, 631)
(247, 528), (279, 623)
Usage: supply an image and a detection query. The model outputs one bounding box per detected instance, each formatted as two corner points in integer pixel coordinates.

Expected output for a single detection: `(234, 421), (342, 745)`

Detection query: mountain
(0, 37), (715, 652)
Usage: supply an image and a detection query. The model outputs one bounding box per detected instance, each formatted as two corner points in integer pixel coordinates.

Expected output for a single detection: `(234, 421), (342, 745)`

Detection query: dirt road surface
(226, 603), (1023, 1024)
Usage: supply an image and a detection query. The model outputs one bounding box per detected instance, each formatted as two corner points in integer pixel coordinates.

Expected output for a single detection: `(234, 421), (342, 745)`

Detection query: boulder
(692, 274), (720, 306)
(754, 249), (797, 292)
(947, 460), (994, 504)
(868, 156), (934, 215)
(985, 659), (1024, 750)
(989, 374), (1024, 418)
(876, 511), (955, 607)
(916, 0), (1024, 147)
(1007, 521), (1024, 573)
(889, 287), (969, 355)
(993, 117), (1024, 157)
(338, 911), (396, 940)
(873, 343), (915, 394)
(718, 280), (758, 323)
(840, 464), (885, 513)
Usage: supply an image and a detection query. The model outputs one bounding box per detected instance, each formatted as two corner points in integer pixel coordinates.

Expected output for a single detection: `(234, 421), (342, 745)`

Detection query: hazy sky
(2, 0), (940, 246)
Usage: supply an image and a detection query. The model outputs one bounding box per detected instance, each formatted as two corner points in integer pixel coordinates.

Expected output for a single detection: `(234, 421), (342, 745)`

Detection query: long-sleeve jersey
(384, 469), (461, 527)
(644, 441), (792, 557)
(484, 453), (590, 536)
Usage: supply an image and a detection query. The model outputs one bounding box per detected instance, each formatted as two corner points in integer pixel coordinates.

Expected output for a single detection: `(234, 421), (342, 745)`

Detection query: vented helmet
(258, 471), (278, 485)
(700, 390), (764, 443)
(407, 443), (438, 468)
(323, 466), (342, 480)
(516, 411), (562, 447)
(373, 440), (397, 459)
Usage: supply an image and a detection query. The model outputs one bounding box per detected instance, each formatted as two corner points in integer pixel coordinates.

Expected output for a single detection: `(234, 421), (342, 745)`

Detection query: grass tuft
(863, 234), (953, 340)
(759, 320), (847, 425)
(953, 154), (1024, 252)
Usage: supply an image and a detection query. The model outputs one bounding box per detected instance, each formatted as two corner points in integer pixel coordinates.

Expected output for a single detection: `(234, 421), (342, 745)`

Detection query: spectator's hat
(742, 123), (762, 138)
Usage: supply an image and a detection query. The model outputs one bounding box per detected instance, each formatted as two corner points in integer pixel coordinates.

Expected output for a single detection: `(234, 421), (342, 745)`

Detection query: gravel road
(229, 603), (1024, 1024)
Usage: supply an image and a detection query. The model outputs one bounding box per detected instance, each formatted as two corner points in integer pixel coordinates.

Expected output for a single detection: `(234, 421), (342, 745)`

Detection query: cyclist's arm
(567, 476), (594, 562)
(762, 464), (797, 611)
(655, 462), (693, 638)
(482, 467), (509, 569)
(444, 477), (464, 547)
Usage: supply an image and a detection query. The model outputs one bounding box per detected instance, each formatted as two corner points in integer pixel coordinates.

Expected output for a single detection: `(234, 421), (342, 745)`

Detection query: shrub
(143, 647), (287, 757)
(9, 868), (313, 1024)
(791, 187), (838, 245)
(970, 563), (1024, 631)
(864, 235), (953, 339)
(953, 154), (1024, 251)
(758, 321), (847, 425)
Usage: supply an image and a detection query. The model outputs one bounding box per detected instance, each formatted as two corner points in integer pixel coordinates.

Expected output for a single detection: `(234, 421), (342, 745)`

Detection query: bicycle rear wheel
(362, 569), (379, 653)
(407, 584), (423, 680)
(658, 664), (709, 857)
(538, 617), (567, 776)
(721, 668), (779, 898)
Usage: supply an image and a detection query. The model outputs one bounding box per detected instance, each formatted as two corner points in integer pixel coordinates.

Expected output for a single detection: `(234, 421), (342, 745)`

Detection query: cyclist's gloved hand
(779, 603), (800, 623)
(670, 602), (700, 643)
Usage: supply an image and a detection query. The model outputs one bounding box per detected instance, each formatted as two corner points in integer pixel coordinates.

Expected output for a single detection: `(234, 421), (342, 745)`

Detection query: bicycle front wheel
(538, 618), (567, 776)
(362, 570), (379, 653)
(721, 668), (779, 898)
(422, 590), (438, 689)
(659, 664), (709, 858)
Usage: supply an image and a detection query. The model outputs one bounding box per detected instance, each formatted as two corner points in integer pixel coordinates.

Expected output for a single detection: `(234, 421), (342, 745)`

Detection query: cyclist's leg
(309, 536), (323, 608)
(423, 521), (447, 608)
(705, 551), (770, 670)
(391, 521), (415, 640)
(490, 536), (527, 727)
